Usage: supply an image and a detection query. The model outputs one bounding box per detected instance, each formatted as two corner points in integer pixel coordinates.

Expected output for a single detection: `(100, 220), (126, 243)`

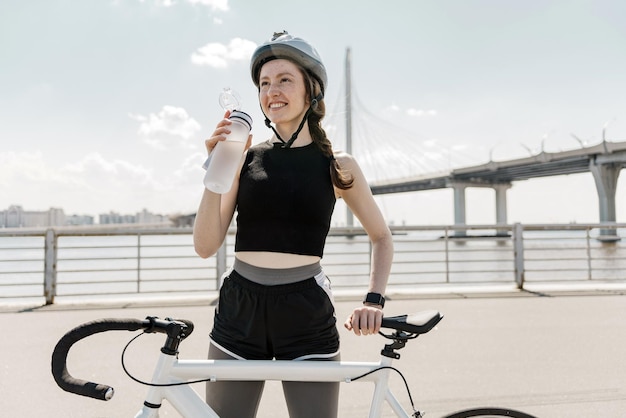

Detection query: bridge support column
(494, 183), (511, 236)
(451, 182), (512, 236)
(452, 184), (467, 236)
(589, 159), (621, 240)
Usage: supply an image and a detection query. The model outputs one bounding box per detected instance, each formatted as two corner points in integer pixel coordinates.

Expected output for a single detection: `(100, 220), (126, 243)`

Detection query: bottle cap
(229, 110), (253, 130)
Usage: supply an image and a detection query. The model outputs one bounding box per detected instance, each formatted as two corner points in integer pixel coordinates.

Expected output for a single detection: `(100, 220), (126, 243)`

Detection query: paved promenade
(2, 288), (625, 417)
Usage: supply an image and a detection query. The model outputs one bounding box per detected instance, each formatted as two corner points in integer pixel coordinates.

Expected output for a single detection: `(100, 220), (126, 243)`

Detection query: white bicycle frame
(135, 352), (412, 418)
(54, 312), (534, 418)
(53, 314), (442, 417)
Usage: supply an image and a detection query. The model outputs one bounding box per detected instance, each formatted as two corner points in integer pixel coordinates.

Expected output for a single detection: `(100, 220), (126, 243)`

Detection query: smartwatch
(363, 292), (385, 308)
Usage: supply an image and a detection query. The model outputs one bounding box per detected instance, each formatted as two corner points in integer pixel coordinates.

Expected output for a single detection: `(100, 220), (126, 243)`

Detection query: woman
(193, 31), (393, 418)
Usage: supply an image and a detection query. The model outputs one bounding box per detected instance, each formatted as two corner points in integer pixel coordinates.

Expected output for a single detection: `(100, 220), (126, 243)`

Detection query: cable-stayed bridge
(324, 49), (625, 237)
(367, 140), (626, 234)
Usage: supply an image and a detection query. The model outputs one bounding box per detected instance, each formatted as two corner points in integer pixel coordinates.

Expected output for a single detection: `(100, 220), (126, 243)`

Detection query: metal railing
(1, 223), (624, 305)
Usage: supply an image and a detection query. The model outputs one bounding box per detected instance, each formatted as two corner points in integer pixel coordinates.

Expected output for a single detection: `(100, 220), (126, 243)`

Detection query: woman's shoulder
(332, 150), (358, 168)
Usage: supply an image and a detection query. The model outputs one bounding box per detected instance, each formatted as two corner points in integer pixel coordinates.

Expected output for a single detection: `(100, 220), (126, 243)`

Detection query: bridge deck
(371, 140), (626, 194)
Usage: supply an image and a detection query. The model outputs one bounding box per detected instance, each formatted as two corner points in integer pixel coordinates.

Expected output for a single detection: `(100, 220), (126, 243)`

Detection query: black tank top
(235, 140), (336, 257)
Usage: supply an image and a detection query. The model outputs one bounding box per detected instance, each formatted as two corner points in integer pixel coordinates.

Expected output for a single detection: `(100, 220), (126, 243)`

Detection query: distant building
(0, 205), (67, 228)
(66, 214), (95, 226)
(99, 211), (136, 225)
(1, 205), (170, 228)
(99, 209), (171, 226)
(136, 208), (170, 224)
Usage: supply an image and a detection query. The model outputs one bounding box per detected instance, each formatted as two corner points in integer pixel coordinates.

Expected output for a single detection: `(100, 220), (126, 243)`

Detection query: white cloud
(407, 108), (437, 117)
(186, 0), (229, 11)
(156, 0), (176, 7)
(0, 151), (163, 214)
(63, 153), (156, 187)
(129, 105), (201, 150)
(139, 0), (228, 10)
(381, 104), (437, 118)
(0, 148), (203, 217)
(66, 152), (204, 213)
(191, 38), (257, 68)
(384, 104), (401, 112)
(174, 152), (205, 179)
(58, 153), (193, 212)
(0, 151), (49, 186)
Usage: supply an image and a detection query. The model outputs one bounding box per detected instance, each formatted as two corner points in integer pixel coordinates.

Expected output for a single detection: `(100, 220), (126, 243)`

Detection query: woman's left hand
(344, 305), (383, 336)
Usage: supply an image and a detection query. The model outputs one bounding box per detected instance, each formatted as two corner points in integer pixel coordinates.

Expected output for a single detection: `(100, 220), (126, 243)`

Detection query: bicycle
(52, 310), (536, 418)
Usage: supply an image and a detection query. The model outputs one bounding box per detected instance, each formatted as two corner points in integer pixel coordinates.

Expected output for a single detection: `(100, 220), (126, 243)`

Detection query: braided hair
(303, 70), (354, 190)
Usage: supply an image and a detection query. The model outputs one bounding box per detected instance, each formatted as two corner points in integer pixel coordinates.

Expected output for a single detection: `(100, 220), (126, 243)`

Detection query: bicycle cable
(122, 331), (422, 417)
(350, 366), (420, 417)
(121, 332), (215, 387)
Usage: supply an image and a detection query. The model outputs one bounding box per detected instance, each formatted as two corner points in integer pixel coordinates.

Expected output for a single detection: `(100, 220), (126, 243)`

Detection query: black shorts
(210, 269), (340, 360)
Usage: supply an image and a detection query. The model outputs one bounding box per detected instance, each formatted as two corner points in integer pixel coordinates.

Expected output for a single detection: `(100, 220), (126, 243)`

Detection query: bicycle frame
(53, 313), (444, 418)
(52, 312), (537, 418)
(136, 352), (410, 418)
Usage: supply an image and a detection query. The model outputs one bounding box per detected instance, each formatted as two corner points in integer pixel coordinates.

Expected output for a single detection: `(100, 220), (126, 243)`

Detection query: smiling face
(258, 59), (309, 129)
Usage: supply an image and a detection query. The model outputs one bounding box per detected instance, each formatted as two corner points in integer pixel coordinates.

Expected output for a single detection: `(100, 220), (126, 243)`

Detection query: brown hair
(303, 71), (354, 190)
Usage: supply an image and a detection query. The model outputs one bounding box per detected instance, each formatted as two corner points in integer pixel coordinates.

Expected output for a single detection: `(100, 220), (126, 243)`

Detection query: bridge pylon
(590, 157), (622, 240)
(448, 181), (512, 237)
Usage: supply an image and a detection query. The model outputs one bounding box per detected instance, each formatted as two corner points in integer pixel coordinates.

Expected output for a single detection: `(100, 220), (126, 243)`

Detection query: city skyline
(0, 204), (171, 228)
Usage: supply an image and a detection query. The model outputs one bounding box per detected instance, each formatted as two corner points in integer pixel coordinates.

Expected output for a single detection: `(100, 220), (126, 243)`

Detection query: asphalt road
(2, 288), (625, 417)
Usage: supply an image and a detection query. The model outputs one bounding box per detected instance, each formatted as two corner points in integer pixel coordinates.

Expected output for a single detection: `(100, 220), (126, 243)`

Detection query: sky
(1, 0), (625, 226)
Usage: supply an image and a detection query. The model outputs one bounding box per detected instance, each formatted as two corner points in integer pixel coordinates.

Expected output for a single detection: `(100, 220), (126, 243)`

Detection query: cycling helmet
(250, 31), (327, 94)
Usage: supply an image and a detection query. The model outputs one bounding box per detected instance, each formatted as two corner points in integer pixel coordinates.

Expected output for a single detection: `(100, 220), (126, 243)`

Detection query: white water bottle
(203, 110), (253, 194)
(202, 88), (253, 194)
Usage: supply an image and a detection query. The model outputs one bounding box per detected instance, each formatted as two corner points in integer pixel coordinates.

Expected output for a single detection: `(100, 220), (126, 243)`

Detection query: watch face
(365, 293), (384, 307)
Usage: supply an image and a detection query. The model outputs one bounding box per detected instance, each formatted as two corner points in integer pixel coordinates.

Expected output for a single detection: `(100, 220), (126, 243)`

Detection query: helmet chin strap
(263, 93), (323, 149)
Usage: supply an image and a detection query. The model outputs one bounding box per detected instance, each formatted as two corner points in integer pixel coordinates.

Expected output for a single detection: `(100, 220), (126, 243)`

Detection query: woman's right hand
(204, 111), (233, 155)
(204, 111), (252, 156)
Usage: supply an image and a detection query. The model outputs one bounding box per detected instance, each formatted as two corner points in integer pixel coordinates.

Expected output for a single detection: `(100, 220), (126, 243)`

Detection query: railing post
(444, 227), (450, 283)
(44, 228), (58, 305)
(513, 223), (525, 289)
(215, 238), (227, 289)
(585, 227), (592, 280)
(137, 233), (142, 293)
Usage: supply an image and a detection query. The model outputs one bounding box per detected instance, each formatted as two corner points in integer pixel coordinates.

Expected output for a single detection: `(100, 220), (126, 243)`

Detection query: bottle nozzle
(219, 87), (241, 111)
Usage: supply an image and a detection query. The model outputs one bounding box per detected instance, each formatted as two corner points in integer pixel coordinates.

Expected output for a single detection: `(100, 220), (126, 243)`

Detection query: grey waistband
(232, 257), (323, 286)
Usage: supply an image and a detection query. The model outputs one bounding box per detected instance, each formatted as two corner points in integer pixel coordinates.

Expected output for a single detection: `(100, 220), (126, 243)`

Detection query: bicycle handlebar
(51, 317), (194, 401)
(381, 310), (442, 335)
(51, 311), (441, 403)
